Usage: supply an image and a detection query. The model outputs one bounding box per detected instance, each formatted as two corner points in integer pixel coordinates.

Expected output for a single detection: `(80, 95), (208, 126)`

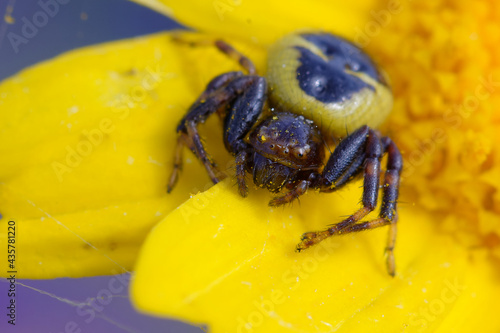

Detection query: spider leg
(214, 40), (256, 75)
(223, 76), (267, 196)
(296, 126), (381, 249)
(380, 137), (402, 276)
(172, 35), (256, 75)
(297, 133), (402, 276)
(385, 215), (398, 277)
(168, 72), (263, 191)
(321, 125), (371, 192)
(268, 179), (310, 207)
(185, 121), (222, 184)
(198, 71), (245, 101)
(167, 133), (195, 193)
(333, 214), (398, 276)
(235, 150), (250, 197)
(344, 137), (401, 276)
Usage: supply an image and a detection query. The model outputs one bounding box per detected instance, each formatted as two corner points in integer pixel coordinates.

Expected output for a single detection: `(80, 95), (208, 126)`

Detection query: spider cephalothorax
(167, 32), (402, 276)
(247, 112), (324, 194)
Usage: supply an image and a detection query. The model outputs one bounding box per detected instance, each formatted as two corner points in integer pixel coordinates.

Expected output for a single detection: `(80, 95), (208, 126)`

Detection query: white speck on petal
(127, 156), (135, 165)
(213, 224), (224, 238)
(320, 321), (333, 328)
(67, 105), (79, 116)
(148, 156), (163, 166)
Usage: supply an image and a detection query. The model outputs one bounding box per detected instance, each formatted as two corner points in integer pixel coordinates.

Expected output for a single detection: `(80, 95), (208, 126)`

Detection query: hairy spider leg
(339, 214), (399, 277)
(222, 76), (267, 196)
(167, 72), (243, 192)
(325, 140), (401, 276)
(385, 214), (398, 277)
(198, 71), (245, 101)
(296, 127), (402, 276)
(169, 72), (267, 192)
(320, 125), (372, 192)
(171, 35), (256, 75)
(268, 178), (312, 206)
(214, 40), (257, 75)
(234, 151), (251, 197)
(300, 126), (382, 240)
(167, 134), (195, 193)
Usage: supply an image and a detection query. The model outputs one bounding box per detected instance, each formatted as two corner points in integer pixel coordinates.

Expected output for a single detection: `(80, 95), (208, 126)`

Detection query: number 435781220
(7, 220), (16, 270)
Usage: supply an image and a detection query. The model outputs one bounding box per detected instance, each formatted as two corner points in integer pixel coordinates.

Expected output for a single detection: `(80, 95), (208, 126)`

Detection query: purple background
(1, 274), (204, 332)
(0, 1), (203, 332)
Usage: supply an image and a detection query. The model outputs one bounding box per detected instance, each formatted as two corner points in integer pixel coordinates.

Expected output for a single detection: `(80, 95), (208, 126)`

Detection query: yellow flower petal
(0, 31), (264, 278)
(132, 179), (500, 332)
(131, 0), (379, 43)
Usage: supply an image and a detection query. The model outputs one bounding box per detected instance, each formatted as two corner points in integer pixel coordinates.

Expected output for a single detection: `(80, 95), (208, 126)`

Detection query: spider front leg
(268, 171), (320, 207)
(296, 126), (402, 276)
(223, 76), (267, 196)
(167, 71), (267, 195)
(332, 138), (402, 276)
(340, 213), (398, 276)
(296, 126), (380, 247)
(168, 71), (243, 192)
(268, 180), (310, 206)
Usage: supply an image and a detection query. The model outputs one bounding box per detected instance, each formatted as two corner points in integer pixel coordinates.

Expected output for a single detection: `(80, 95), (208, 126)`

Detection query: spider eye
(269, 144), (275, 149)
(295, 148), (306, 158)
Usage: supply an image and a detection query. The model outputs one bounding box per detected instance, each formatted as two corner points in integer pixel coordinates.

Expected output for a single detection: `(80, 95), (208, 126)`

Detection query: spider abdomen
(266, 32), (393, 137)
